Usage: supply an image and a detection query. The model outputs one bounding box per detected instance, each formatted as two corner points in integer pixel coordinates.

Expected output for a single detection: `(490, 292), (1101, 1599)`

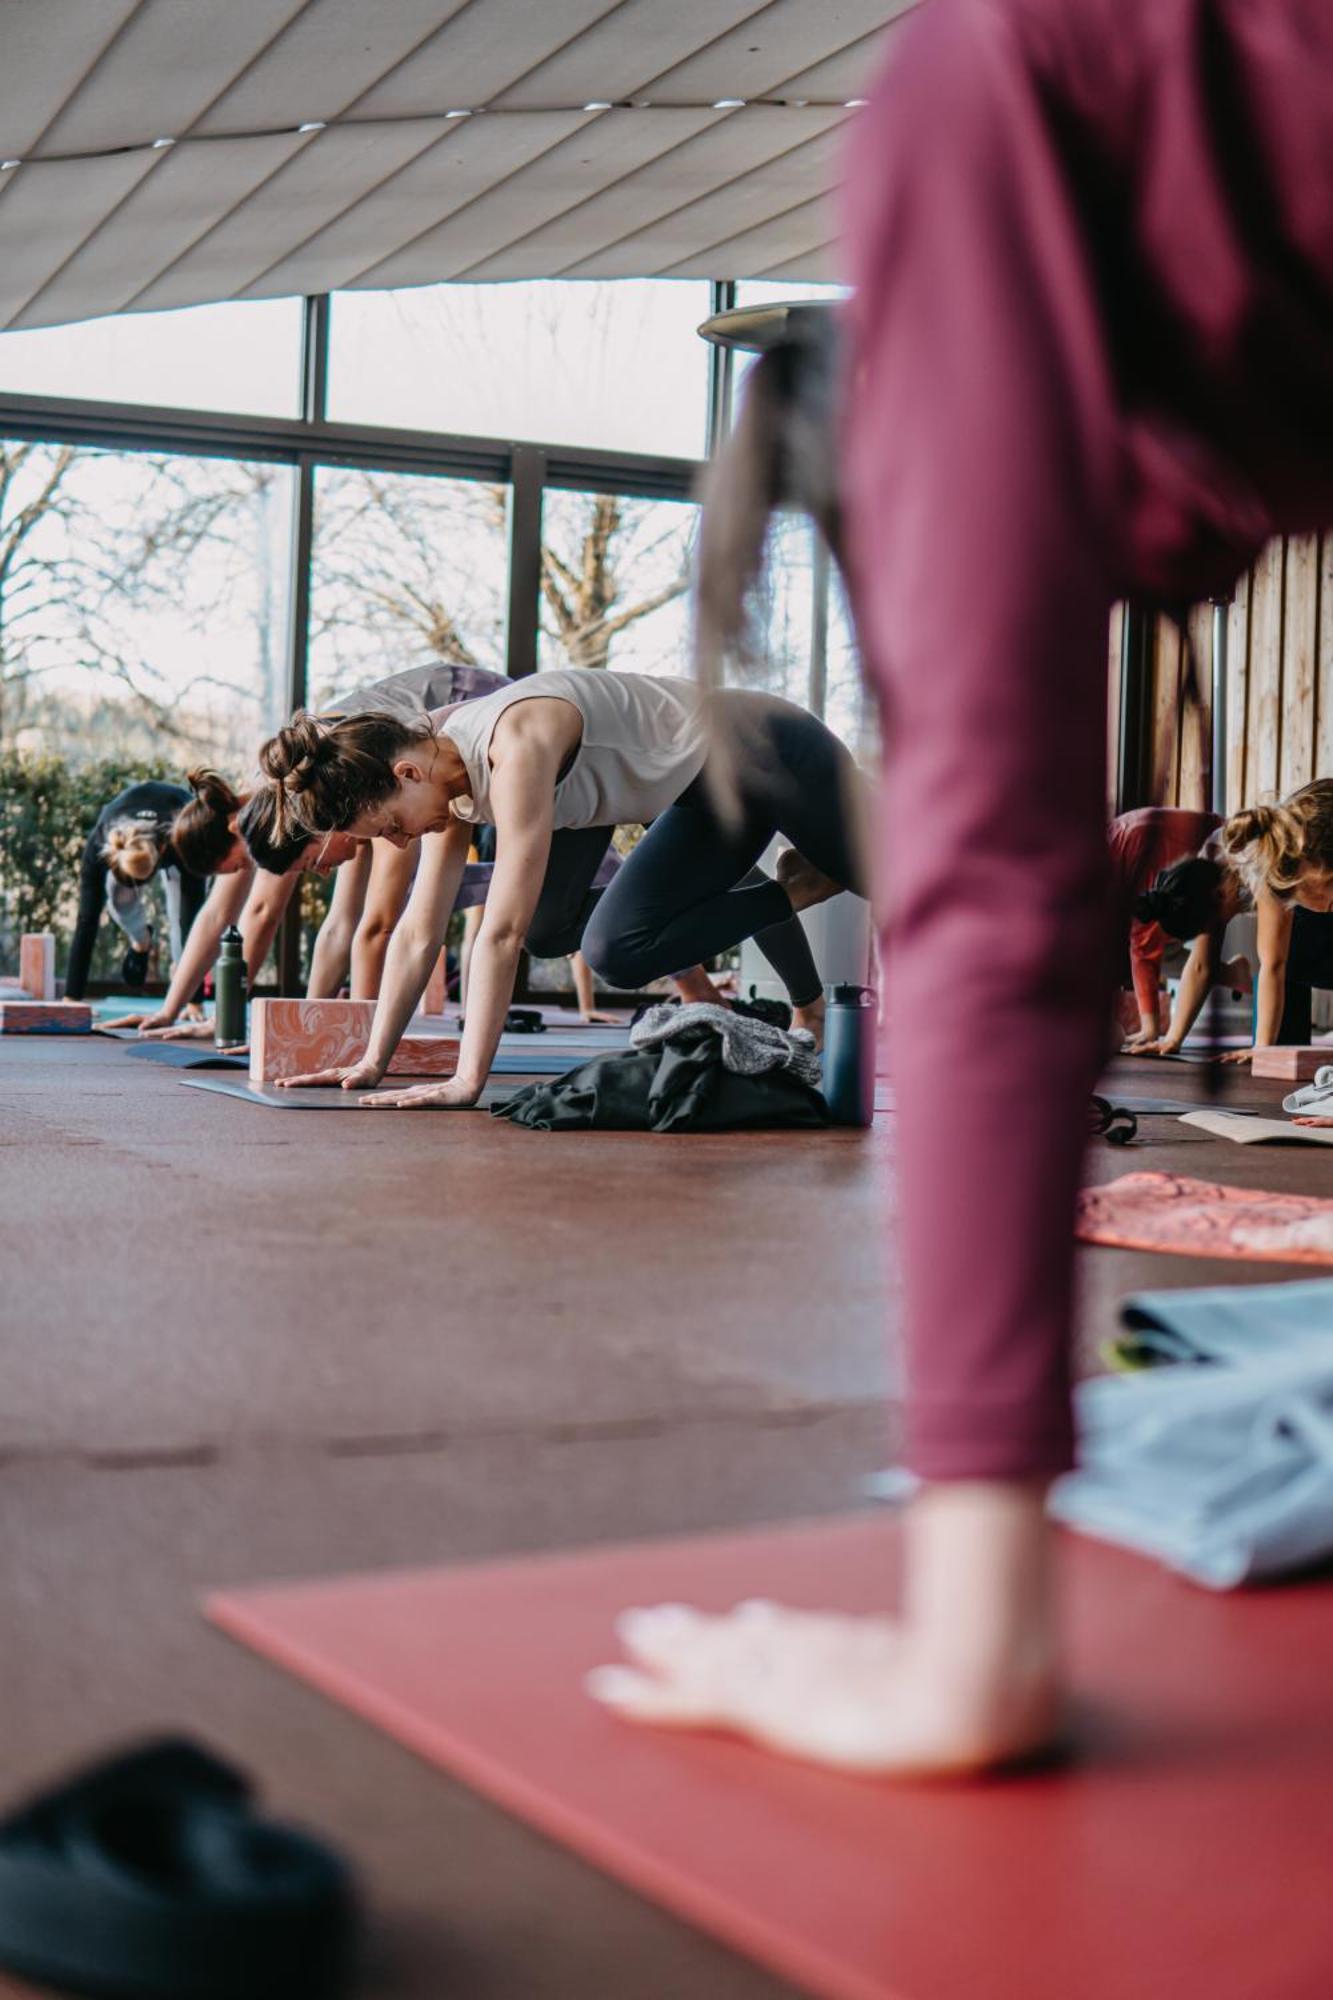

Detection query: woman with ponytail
(258, 661), (867, 1100)
(64, 778), (209, 1002)
(1107, 806), (1245, 1050)
(1210, 784), (1333, 1057)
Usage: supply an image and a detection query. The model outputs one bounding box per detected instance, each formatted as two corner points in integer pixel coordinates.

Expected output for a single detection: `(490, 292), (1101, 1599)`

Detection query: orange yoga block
(1251, 1044), (1333, 1081)
(0, 999), (92, 1034)
(249, 998), (458, 1083)
(18, 933), (55, 1000)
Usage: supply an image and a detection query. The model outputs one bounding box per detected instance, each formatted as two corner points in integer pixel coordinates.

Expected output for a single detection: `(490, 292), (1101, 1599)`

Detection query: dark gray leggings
(582, 693), (866, 1006)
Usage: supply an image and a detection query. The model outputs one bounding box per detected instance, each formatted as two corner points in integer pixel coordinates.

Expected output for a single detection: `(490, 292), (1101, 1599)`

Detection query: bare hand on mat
(1293, 1116), (1333, 1128)
(361, 1078), (482, 1110)
(1123, 1035), (1181, 1058)
(275, 1061), (386, 1091)
(141, 1017), (217, 1042)
(1217, 1046), (1258, 1066)
(580, 1009), (621, 1025)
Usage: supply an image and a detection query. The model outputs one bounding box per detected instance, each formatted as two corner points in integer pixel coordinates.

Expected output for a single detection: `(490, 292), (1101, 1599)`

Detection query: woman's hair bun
(258, 713), (328, 789)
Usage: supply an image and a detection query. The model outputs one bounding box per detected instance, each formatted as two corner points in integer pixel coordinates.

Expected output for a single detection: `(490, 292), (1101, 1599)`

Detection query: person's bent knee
(581, 923), (656, 992)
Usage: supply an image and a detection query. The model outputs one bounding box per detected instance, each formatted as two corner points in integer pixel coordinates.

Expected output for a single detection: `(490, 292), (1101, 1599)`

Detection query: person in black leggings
(581, 692), (866, 1003)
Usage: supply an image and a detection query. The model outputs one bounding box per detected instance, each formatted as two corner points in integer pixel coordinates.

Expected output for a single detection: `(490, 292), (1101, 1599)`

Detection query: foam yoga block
(0, 1000), (92, 1034)
(249, 999), (459, 1084)
(18, 933), (55, 1000)
(1251, 1045), (1333, 1081)
(208, 1513), (1333, 2000)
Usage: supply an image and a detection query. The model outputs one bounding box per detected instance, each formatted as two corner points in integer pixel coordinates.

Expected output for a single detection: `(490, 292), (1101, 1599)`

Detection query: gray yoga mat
(121, 1041), (247, 1069)
(179, 1076), (518, 1111)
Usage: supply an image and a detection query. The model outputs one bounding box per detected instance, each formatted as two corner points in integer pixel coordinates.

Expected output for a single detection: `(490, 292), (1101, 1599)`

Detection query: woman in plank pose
(255, 666), (866, 1101)
(584, 0), (1333, 1777)
(64, 779), (209, 1005)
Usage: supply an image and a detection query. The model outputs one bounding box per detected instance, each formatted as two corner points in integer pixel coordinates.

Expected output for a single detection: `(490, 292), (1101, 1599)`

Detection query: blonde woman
(1208, 783), (1333, 1061)
(64, 780), (208, 1002)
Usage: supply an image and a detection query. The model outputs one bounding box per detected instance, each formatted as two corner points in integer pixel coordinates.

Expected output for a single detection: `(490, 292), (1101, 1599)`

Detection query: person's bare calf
(587, 1482), (1063, 1777)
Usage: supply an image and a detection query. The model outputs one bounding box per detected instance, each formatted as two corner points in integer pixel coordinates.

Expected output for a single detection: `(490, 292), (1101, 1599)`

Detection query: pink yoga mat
(208, 1516), (1333, 2000)
(1077, 1170), (1333, 1264)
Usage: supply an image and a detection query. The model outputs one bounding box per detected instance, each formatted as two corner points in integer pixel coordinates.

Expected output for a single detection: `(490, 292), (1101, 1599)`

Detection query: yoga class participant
(122, 663), (511, 1038)
(64, 779), (209, 1003)
(1209, 786), (1333, 1059)
(1108, 806), (1227, 1048)
(257, 666), (865, 1101)
(587, 0), (1333, 1777)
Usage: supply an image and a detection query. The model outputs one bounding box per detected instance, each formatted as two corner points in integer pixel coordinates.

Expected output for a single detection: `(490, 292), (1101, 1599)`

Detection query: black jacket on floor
(492, 1026), (830, 1133)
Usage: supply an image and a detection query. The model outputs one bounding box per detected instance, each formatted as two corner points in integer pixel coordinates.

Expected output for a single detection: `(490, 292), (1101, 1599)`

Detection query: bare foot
(587, 1483), (1063, 1778)
(793, 994), (826, 1050)
(776, 847), (843, 915)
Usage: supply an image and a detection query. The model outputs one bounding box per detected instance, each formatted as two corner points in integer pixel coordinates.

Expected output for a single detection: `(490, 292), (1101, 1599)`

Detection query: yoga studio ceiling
(0, 0), (918, 332)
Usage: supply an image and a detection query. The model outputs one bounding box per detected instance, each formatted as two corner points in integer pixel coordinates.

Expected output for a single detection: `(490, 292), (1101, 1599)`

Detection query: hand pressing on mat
(588, 1486), (1062, 1777)
(1293, 1116), (1333, 1129)
(361, 1078), (482, 1110)
(1217, 1045), (1259, 1066)
(275, 1060), (386, 1092)
(141, 1017), (218, 1042)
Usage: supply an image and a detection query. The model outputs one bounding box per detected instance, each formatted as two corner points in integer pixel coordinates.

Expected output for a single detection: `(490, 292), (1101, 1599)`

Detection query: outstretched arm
(350, 837), (419, 998)
(277, 823), (470, 1090)
(1219, 893), (1291, 1064)
(307, 845), (372, 998)
(135, 868), (253, 1031)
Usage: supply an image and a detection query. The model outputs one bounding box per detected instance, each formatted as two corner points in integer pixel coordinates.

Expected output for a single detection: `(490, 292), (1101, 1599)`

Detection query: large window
(537, 491), (698, 676)
(0, 299), (304, 418)
(1, 440), (293, 766)
(329, 281), (711, 459)
(308, 467), (511, 707)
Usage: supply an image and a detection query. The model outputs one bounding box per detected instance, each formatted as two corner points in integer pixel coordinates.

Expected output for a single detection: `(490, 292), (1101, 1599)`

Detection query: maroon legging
(842, 0), (1333, 1481)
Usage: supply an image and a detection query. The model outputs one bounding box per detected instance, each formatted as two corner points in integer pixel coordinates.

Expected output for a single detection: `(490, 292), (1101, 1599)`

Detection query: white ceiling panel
(361, 107), (723, 287)
(0, 0), (915, 330)
(33, 0), (309, 157)
(239, 112), (594, 301)
(0, 1), (141, 159)
(560, 120), (844, 277)
(492, 0), (772, 109)
(193, 1), (473, 137)
(642, 0), (898, 102)
(349, 0), (624, 120)
(0, 151), (161, 327)
(460, 108), (841, 280)
(124, 121), (456, 314)
(12, 133), (312, 328)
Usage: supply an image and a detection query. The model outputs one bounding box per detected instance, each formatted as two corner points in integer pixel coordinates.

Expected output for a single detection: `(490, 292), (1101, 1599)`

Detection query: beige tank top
(440, 669), (707, 829)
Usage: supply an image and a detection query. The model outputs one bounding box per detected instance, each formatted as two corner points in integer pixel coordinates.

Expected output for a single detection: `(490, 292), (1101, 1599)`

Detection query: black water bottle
(214, 925), (247, 1048)
(822, 983), (875, 1126)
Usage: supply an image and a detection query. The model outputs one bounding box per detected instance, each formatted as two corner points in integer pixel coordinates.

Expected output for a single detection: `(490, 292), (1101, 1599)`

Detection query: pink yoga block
(18, 933), (55, 1000)
(249, 998), (458, 1083)
(1251, 1045), (1333, 1081)
(0, 1000), (92, 1034)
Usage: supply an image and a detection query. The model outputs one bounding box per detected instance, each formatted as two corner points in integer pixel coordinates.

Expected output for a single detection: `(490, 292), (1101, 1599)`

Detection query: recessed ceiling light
(712, 98), (747, 110)
(298, 121), (326, 134)
(151, 136), (176, 148)
(444, 108), (473, 118)
(1, 158), (21, 171)
(582, 100), (612, 111)
(843, 98), (869, 108)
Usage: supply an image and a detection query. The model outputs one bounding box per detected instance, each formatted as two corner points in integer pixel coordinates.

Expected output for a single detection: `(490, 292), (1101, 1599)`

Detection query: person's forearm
(1253, 961), (1287, 1048)
(350, 923), (393, 1000)
(158, 914), (225, 1020)
(571, 950), (596, 1015)
(455, 932), (524, 1090)
(239, 877), (295, 984)
(364, 921), (442, 1074)
(307, 918), (354, 999)
(1130, 957), (1160, 1038)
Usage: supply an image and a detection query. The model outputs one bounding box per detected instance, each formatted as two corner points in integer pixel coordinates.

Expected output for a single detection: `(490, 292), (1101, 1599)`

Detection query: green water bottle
(214, 925), (247, 1048)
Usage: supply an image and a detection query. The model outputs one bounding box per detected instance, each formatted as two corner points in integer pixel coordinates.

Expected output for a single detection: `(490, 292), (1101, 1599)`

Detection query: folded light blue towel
(1052, 1280), (1333, 1586)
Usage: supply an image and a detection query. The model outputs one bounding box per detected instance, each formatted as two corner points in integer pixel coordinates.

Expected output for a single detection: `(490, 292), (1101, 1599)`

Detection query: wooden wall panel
(1280, 533), (1318, 794)
(1145, 532), (1333, 820)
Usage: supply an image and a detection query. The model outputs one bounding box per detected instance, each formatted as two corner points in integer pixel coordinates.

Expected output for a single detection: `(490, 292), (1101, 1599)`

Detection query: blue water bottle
(822, 983), (875, 1126)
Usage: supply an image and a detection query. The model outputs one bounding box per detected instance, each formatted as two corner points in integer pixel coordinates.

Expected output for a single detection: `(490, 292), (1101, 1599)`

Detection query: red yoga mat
(207, 1515), (1333, 2000)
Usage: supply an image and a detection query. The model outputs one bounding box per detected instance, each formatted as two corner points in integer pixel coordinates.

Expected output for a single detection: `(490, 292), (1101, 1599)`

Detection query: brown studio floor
(1, 1038), (1327, 1998)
